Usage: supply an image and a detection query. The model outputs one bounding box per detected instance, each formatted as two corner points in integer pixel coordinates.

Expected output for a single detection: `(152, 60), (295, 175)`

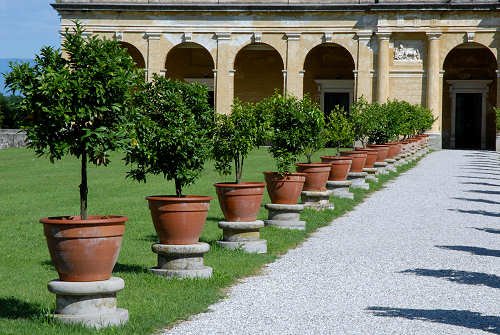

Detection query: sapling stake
(80, 149), (88, 220)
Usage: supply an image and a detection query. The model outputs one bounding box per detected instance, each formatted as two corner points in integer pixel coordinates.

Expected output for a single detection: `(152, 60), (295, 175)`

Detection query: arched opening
(234, 43), (284, 103)
(442, 43), (497, 150)
(119, 42), (146, 69)
(303, 43), (355, 118)
(165, 42), (215, 107)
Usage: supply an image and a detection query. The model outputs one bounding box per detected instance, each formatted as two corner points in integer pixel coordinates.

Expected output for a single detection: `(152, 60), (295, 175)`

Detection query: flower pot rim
(295, 162), (332, 167)
(320, 155), (353, 161)
(40, 215), (127, 225)
(145, 195), (213, 202)
(367, 144), (390, 148)
(340, 151), (368, 155)
(263, 171), (307, 177)
(355, 148), (378, 151)
(214, 182), (266, 188)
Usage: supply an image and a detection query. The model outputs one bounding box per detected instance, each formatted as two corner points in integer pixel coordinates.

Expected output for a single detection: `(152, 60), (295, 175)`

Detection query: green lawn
(0, 147), (420, 334)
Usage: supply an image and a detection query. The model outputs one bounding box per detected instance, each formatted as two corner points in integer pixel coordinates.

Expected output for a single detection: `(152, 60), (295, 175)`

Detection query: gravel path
(163, 150), (500, 335)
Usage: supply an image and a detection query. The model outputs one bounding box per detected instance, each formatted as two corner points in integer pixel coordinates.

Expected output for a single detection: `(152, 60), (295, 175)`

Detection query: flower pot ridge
(147, 195), (212, 245)
(214, 182), (265, 222)
(40, 215), (127, 282)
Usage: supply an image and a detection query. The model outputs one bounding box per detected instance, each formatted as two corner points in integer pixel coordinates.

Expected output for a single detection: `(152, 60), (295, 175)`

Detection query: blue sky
(0, 0), (60, 58)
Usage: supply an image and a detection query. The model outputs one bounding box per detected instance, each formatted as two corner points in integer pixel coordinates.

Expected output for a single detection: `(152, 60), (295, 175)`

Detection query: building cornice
(51, 3), (500, 13)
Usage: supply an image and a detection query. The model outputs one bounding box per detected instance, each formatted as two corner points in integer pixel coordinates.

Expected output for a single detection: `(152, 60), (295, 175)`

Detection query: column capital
(143, 32), (161, 40)
(426, 32), (442, 40)
(356, 31), (373, 40)
(285, 32), (301, 41)
(375, 32), (392, 40)
(215, 32), (231, 41)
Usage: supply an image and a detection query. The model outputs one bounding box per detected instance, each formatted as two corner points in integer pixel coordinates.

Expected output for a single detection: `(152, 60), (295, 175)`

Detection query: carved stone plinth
(363, 167), (378, 182)
(384, 159), (397, 172)
(217, 220), (267, 254)
(47, 277), (128, 329)
(300, 190), (334, 210)
(374, 161), (389, 175)
(347, 171), (369, 190)
(264, 203), (306, 230)
(326, 180), (354, 199)
(150, 242), (212, 279)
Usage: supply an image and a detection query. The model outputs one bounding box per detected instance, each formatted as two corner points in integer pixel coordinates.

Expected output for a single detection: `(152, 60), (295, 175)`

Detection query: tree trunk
(80, 150), (88, 220)
(175, 178), (182, 198)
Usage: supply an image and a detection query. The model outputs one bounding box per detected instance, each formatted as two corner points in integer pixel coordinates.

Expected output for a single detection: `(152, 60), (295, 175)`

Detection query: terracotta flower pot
(295, 163), (331, 192)
(320, 156), (352, 181)
(340, 151), (367, 172)
(366, 144), (390, 162)
(40, 215), (127, 282)
(214, 182), (265, 222)
(383, 143), (399, 159)
(355, 148), (378, 168)
(264, 172), (306, 205)
(146, 195), (212, 245)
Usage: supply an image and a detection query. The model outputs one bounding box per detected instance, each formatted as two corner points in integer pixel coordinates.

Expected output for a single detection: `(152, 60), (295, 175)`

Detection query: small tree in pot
(4, 22), (143, 281)
(321, 105), (355, 181)
(125, 75), (215, 245)
(211, 99), (269, 222)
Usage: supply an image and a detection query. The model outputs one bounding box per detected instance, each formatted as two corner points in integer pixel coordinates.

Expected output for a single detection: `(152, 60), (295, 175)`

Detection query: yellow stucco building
(53, 1), (500, 150)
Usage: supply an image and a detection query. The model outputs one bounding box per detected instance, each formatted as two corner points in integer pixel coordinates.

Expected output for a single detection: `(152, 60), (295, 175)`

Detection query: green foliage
(3, 21), (143, 218)
(325, 105), (355, 155)
(125, 75), (215, 197)
(212, 99), (269, 184)
(262, 92), (325, 172)
(0, 93), (23, 128)
(495, 106), (500, 131)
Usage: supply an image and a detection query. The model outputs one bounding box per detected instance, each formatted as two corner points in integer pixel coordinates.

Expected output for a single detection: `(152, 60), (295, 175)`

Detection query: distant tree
(0, 93), (22, 128)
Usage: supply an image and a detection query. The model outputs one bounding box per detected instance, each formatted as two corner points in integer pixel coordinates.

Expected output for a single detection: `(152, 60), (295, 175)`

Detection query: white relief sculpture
(393, 40), (422, 63)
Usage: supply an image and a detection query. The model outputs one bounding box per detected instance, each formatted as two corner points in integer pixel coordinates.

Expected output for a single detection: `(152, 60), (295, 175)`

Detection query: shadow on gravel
(468, 189), (500, 196)
(0, 297), (43, 319)
(400, 269), (500, 289)
(457, 176), (500, 181)
(461, 182), (500, 187)
(448, 208), (500, 217)
(366, 307), (500, 334)
(452, 197), (500, 205)
(461, 167), (500, 173)
(436, 245), (500, 257)
(472, 227), (500, 235)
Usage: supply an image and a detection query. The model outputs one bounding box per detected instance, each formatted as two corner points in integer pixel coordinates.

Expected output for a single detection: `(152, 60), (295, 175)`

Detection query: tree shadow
(452, 197), (500, 205)
(400, 268), (500, 289)
(468, 189), (500, 195)
(461, 182), (500, 187)
(461, 167), (500, 173)
(366, 306), (500, 334)
(472, 227), (500, 235)
(113, 262), (149, 274)
(448, 208), (500, 217)
(456, 176), (500, 181)
(461, 172), (500, 176)
(462, 165), (500, 169)
(0, 297), (43, 319)
(436, 245), (500, 257)
(138, 234), (159, 242)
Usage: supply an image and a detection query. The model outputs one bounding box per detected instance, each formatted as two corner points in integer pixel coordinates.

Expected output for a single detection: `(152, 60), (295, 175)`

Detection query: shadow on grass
(473, 227), (500, 235)
(400, 268), (500, 289)
(436, 245), (500, 257)
(113, 262), (149, 274)
(448, 208), (500, 217)
(366, 306), (500, 334)
(452, 197), (500, 205)
(0, 297), (43, 320)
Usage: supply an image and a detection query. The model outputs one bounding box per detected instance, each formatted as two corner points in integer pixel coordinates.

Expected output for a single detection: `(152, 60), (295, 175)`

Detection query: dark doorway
(455, 93), (482, 149)
(324, 92), (350, 118)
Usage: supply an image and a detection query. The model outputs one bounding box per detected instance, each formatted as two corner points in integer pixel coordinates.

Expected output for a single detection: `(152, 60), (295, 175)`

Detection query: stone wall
(0, 129), (27, 149)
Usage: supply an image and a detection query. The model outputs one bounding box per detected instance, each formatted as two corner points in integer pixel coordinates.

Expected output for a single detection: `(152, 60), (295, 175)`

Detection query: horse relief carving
(393, 41), (422, 63)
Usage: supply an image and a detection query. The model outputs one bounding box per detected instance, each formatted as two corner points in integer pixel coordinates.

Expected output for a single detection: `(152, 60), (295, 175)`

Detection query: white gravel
(162, 150), (500, 335)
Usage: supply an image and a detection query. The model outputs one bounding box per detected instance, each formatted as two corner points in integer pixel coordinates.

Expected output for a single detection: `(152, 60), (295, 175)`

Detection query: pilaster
(144, 33), (162, 82)
(215, 32), (234, 114)
(356, 31), (374, 102)
(426, 32), (442, 133)
(285, 32), (303, 98)
(376, 32), (391, 103)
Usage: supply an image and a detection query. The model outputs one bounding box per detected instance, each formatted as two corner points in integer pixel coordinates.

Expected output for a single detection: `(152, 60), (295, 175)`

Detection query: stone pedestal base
(326, 180), (354, 199)
(47, 277), (128, 329)
(300, 190), (334, 210)
(347, 172), (369, 190)
(374, 161), (389, 175)
(384, 159), (397, 172)
(363, 167), (378, 182)
(397, 154), (407, 165)
(150, 242), (212, 279)
(216, 220), (267, 254)
(264, 203), (305, 230)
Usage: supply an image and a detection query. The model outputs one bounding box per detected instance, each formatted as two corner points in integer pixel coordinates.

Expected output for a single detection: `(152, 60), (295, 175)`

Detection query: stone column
(426, 32), (442, 133)
(285, 33), (304, 99)
(215, 32), (234, 114)
(356, 31), (374, 102)
(376, 32), (391, 103)
(144, 33), (163, 82)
